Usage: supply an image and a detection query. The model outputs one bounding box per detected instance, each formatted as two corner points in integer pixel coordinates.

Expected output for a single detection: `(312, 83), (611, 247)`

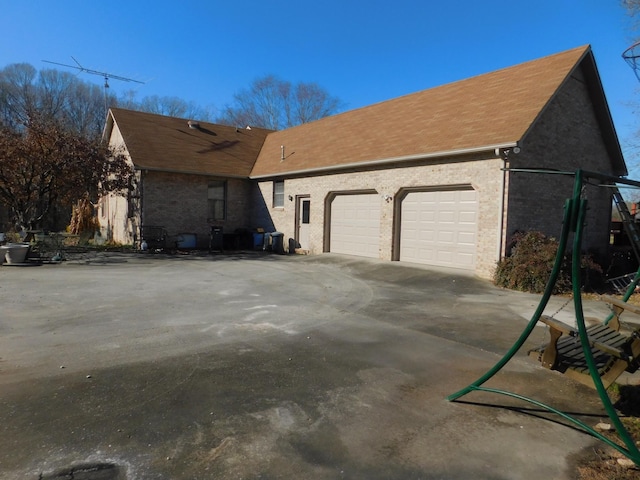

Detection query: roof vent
(188, 120), (199, 129)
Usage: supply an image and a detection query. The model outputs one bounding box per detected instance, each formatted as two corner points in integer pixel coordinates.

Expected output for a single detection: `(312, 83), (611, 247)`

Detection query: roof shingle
(108, 46), (624, 180)
(107, 108), (272, 177)
(250, 45), (592, 178)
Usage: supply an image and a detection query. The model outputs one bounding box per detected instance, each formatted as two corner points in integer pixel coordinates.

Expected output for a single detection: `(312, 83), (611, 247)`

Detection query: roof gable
(104, 108), (272, 177)
(251, 45), (622, 178)
(104, 46), (625, 180)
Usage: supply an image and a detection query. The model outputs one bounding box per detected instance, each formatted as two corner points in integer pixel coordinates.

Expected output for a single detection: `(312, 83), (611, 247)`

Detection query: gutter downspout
(495, 145), (520, 264)
(139, 169), (145, 248)
(497, 156), (508, 264)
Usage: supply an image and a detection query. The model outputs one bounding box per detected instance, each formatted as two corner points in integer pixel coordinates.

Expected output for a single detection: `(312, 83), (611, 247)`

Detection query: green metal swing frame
(447, 168), (640, 465)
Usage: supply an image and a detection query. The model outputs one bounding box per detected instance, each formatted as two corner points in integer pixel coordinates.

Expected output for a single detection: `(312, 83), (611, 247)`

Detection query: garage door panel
(403, 229), (418, 241)
(330, 194), (380, 258)
(459, 211), (477, 223)
(400, 189), (478, 270)
(421, 231), (436, 242)
(458, 232), (476, 244)
(404, 211), (418, 222)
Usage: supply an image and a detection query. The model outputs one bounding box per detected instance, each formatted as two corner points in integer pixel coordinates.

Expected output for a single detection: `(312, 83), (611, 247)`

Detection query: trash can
(209, 226), (223, 252)
(253, 232), (264, 250)
(271, 232), (284, 254)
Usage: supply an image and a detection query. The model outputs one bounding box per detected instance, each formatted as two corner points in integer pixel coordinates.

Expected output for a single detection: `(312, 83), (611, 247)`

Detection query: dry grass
(575, 384), (640, 480)
(559, 291), (640, 478)
(577, 459), (639, 480)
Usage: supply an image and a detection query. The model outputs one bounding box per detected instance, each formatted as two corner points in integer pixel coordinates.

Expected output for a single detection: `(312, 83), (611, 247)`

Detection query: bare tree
(64, 81), (109, 138)
(0, 63), (109, 139)
(116, 92), (214, 121)
(624, 0), (640, 16)
(0, 63), (38, 129)
(217, 75), (344, 130)
(0, 62), (225, 232)
(0, 114), (132, 231)
(620, 0), (640, 182)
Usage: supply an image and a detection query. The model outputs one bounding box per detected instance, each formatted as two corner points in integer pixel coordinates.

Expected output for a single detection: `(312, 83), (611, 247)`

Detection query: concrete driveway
(0, 252), (628, 479)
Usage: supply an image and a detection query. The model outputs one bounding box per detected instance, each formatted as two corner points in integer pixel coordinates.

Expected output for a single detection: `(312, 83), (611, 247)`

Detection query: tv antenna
(42, 56), (144, 110)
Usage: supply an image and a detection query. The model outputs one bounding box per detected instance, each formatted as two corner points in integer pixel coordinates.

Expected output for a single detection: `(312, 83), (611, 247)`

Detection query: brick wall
(256, 156), (504, 278)
(506, 68), (616, 262)
(140, 171), (254, 249)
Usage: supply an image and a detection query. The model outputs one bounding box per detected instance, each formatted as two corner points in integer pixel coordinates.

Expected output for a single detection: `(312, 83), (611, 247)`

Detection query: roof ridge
(251, 45), (599, 177)
(262, 44), (591, 139)
(274, 45), (591, 134)
(109, 107), (274, 134)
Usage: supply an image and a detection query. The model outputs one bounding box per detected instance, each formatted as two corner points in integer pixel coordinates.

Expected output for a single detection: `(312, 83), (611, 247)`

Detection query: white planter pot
(1, 243), (30, 264)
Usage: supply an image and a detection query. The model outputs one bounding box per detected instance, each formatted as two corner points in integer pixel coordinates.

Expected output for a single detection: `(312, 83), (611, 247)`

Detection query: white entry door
(297, 197), (311, 250)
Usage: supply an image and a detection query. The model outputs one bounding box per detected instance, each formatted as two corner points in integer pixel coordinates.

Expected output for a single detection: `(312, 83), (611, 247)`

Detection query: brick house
(100, 109), (272, 248)
(101, 45), (626, 278)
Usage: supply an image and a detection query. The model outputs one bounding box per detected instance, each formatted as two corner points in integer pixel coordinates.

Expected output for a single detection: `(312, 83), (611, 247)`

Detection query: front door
(297, 197), (311, 250)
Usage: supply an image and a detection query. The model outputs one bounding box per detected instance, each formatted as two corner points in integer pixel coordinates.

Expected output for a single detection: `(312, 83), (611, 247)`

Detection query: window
(301, 199), (310, 224)
(208, 181), (227, 221)
(273, 180), (285, 208)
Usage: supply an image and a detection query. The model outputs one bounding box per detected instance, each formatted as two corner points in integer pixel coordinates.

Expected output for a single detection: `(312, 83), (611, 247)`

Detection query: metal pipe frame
(447, 168), (640, 465)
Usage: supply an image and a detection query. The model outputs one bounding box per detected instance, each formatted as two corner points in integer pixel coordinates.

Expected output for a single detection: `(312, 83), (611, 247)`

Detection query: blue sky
(2, 1), (640, 169)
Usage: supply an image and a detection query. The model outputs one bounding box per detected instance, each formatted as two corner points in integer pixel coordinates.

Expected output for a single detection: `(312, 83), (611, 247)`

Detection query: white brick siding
(257, 156), (504, 278)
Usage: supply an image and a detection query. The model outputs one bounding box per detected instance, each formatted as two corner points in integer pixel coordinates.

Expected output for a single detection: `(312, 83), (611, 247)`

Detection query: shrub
(494, 231), (602, 294)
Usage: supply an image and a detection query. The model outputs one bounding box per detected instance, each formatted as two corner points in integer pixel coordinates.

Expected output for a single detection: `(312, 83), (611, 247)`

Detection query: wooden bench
(529, 296), (640, 389)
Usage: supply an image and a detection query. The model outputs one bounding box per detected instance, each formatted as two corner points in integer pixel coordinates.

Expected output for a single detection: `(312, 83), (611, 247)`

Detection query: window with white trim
(273, 180), (285, 208)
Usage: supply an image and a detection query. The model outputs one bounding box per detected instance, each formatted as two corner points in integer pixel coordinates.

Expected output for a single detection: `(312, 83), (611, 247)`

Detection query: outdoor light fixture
(495, 146), (521, 159)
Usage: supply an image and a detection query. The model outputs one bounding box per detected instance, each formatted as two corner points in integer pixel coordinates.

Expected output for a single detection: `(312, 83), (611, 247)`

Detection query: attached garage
(399, 188), (478, 270)
(247, 46), (622, 279)
(329, 193), (380, 258)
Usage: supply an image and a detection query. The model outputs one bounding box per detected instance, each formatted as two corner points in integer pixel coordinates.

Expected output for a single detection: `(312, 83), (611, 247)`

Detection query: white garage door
(330, 194), (380, 258)
(400, 189), (478, 270)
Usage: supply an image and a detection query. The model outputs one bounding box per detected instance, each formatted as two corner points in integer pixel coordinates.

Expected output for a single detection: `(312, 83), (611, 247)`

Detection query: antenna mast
(42, 57), (145, 112)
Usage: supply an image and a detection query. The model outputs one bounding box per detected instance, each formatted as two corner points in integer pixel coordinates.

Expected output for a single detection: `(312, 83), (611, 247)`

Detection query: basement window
(273, 180), (284, 208)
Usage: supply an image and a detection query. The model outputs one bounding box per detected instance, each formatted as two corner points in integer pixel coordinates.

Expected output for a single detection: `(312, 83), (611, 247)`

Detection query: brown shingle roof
(106, 108), (272, 177)
(251, 45), (610, 178)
